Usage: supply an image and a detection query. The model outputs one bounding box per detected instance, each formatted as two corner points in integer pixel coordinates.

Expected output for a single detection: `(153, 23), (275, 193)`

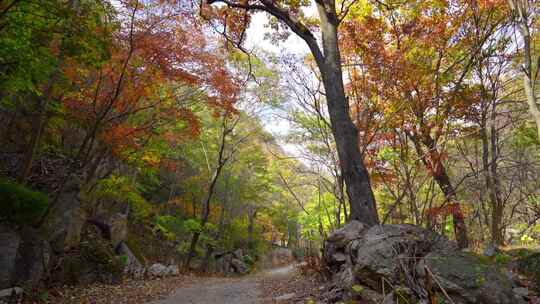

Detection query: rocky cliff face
(323, 222), (526, 304)
(0, 225), (51, 289)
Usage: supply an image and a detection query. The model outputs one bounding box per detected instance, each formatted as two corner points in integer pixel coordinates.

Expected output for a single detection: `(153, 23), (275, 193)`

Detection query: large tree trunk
(206, 0), (379, 226)
(315, 1), (379, 226)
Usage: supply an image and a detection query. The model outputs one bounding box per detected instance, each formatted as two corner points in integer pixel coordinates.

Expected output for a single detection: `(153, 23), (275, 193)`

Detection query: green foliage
(494, 253), (512, 266)
(183, 218), (203, 233)
(0, 178), (49, 225)
(93, 175), (153, 221)
(118, 254), (129, 266)
(242, 254), (255, 267)
(154, 215), (184, 241)
(0, 0), (114, 95)
(511, 123), (540, 149)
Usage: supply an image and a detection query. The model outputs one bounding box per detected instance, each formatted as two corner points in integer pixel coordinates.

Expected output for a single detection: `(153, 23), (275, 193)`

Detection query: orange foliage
(340, 0), (508, 177)
(62, 1), (240, 163)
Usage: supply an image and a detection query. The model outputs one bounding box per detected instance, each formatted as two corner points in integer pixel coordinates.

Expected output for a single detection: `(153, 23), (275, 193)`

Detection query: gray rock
(348, 225), (452, 290)
(43, 188), (86, 253)
(324, 221), (366, 272)
(148, 263), (168, 277)
(0, 225), (20, 289)
(0, 225), (51, 289)
(166, 265), (179, 276)
(425, 251), (516, 304)
(513, 287), (529, 297)
(0, 287), (23, 298)
(483, 244), (501, 257)
(326, 220), (366, 248)
(274, 293), (295, 301)
(146, 264), (179, 277)
(109, 213), (128, 248)
(230, 258), (248, 274)
(14, 228), (51, 287)
(233, 249), (244, 260)
(324, 223), (518, 304)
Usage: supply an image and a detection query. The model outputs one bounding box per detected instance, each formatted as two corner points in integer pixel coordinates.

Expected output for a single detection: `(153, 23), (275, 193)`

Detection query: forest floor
(149, 264), (320, 304)
(42, 264), (320, 304)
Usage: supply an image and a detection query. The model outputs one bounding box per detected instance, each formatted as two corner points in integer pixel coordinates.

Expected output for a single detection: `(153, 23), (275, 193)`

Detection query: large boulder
(166, 265), (179, 276)
(233, 249), (244, 260)
(214, 252), (250, 275)
(147, 263), (179, 277)
(0, 287), (23, 303)
(324, 223), (524, 304)
(230, 258), (248, 274)
(324, 220), (366, 272)
(14, 228), (52, 287)
(108, 213), (128, 248)
(43, 184), (87, 253)
(148, 263), (168, 277)
(424, 251), (516, 304)
(347, 225), (453, 289)
(51, 224), (123, 285)
(0, 225), (20, 289)
(0, 225), (51, 289)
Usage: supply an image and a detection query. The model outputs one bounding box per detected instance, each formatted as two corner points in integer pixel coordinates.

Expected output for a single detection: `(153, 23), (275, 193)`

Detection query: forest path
(148, 264), (296, 304)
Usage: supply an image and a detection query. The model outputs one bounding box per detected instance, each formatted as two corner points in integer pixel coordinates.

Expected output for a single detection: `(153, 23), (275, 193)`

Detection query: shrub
(92, 175), (153, 221)
(242, 254), (254, 267)
(0, 178), (49, 225)
(154, 215), (184, 241)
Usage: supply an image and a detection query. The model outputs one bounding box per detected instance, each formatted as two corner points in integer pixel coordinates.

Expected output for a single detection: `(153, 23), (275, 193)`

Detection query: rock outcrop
(214, 251), (249, 275)
(0, 225), (51, 289)
(117, 241), (145, 278)
(51, 223), (124, 285)
(0, 225), (20, 289)
(43, 183), (87, 253)
(324, 222), (526, 304)
(0, 287), (23, 304)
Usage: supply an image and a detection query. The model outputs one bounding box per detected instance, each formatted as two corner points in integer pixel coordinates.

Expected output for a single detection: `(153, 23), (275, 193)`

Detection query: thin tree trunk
(247, 208), (257, 252)
(410, 131), (469, 248)
(489, 102), (504, 245)
(508, 0), (540, 139)
(185, 115), (231, 268)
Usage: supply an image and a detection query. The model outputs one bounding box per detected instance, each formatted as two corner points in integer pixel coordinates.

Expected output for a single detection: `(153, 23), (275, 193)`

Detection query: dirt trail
(148, 264), (296, 304)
